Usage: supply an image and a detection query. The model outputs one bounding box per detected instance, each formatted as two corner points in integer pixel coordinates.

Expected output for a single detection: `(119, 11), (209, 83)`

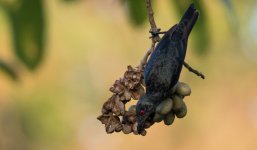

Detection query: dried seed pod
(130, 85), (145, 100)
(124, 66), (143, 82)
(172, 95), (184, 111)
(132, 74), (137, 80)
(124, 110), (135, 116)
(127, 65), (133, 71)
(128, 115), (137, 123)
(124, 79), (134, 89)
(101, 107), (109, 114)
(123, 111), (137, 123)
(115, 100), (125, 115)
(115, 124), (123, 132)
(124, 71), (133, 79)
(122, 124), (132, 134)
(156, 98), (173, 115)
(103, 99), (114, 111)
(164, 111), (175, 125)
(176, 82), (191, 96)
(97, 115), (110, 125)
(131, 72), (142, 83)
(119, 94), (126, 101)
(122, 111), (133, 124)
(106, 123), (116, 134)
(174, 101), (187, 118)
(136, 85), (145, 96)
(105, 116), (121, 133)
(123, 90), (132, 100)
(153, 113), (164, 122)
(135, 72), (142, 81)
(133, 131), (139, 135)
(140, 130), (147, 136)
(131, 90), (141, 100)
(132, 122), (138, 133)
(111, 95), (120, 101)
(112, 116), (121, 123)
(127, 115), (136, 123)
(112, 105), (121, 116)
(109, 80), (125, 95)
(128, 105), (136, 114)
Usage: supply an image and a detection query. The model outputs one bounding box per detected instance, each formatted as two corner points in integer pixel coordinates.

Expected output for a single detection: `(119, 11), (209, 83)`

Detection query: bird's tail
(179, 4), (199, 36)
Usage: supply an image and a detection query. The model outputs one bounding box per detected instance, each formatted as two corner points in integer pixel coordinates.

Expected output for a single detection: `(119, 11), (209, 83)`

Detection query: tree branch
(138, 0), (160, 70)
(0, 59), (19, 81)
(183, 62), (205, 79)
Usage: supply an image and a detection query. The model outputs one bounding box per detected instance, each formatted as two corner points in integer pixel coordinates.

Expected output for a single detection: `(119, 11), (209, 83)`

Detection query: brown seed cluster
(97, 65), (149, 135)
(97, 66), (192, 136)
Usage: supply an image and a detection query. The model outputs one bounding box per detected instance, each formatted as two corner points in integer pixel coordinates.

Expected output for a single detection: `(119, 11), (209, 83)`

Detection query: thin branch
(183, 62), (205, 79)
(145, 0), (160, 42)
(0, 59), (19, 81)
(138, 0), (160, 70)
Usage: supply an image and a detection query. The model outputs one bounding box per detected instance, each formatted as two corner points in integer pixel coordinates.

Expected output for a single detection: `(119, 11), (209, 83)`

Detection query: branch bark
(183, 62), (205, 79)
(138, 0), (160, 70)
(0, 59), (19, 80)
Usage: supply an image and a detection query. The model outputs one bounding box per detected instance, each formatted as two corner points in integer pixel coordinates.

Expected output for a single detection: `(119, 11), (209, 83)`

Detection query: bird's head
(136, 95), (157, 134)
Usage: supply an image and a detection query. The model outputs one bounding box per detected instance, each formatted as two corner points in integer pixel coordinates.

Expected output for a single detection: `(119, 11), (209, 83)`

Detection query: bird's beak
(180, 4), (199, 37)
(137, 117), (146, 134)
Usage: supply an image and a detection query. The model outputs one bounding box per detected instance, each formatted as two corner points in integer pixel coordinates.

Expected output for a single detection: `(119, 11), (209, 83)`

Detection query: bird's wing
(144, 40), (182, 96)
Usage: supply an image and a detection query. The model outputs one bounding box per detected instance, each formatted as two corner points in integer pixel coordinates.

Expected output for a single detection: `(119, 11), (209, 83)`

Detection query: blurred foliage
(0, 0), (45, 81)
(61, 0), (80, 2)
(7, 0), (45, 70)
(124, 0), (148, 26)
(170, 0), (209, 54)
(0, 0), (238, 80)
(221, 0), (239, 33)
(121, 0), (238, 55)
(18, 99), (67, 141)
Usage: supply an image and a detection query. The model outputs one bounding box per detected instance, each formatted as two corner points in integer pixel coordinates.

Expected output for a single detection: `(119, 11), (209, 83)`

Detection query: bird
(136, 4), (199, 134)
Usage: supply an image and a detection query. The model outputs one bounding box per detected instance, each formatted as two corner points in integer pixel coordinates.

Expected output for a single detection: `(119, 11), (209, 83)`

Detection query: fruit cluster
(97, 66), (191, 136)
(152, 82), (191, 125)
(97, 66), (147, 135)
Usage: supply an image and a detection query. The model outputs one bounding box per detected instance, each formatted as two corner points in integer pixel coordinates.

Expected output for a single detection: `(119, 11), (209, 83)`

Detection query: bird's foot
(149, 28), (167, 38)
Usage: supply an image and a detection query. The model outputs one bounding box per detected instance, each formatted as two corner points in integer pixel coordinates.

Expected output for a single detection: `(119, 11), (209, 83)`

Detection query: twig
(0, 59), (19, 81)
(138, 0), (160, 70)
(183, 62), (205, 79)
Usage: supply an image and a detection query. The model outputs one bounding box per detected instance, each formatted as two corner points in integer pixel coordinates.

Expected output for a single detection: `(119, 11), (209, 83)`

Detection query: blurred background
(0, 0), (257, 150)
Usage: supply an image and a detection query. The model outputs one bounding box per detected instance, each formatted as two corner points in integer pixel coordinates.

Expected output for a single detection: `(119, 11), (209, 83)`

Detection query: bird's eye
(140, 109), (145, 116)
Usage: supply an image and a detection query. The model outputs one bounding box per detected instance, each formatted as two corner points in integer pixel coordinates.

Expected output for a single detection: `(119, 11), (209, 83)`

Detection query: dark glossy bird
(136, 4), (199, 134)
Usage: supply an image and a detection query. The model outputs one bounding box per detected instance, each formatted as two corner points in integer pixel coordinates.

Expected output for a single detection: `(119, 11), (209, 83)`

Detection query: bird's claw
(149, 28), (167, 39)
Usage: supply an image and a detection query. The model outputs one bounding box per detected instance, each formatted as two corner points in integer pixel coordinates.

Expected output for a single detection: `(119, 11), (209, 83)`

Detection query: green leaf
(7, 0), (45, 70)
(125, 0), (148, 26)
(170, 0), (209, 55)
